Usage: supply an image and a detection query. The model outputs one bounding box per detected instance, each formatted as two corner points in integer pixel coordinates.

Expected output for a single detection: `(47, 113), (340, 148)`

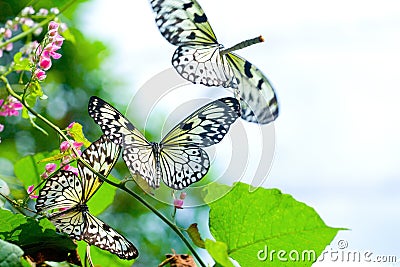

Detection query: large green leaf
(14, 150), (59, 189)
(204, 182), (344, 266)
(0, 209), (76, 261)
(205, 239), (234, 267)
(0, 239), (24, 267)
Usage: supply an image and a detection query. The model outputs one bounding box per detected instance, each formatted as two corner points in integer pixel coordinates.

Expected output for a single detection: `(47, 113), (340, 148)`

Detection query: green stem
(0, 0), (78, 50)
(0, 76), (206, 267)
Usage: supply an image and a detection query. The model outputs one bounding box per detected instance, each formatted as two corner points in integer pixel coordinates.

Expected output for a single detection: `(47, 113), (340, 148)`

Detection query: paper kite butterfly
(88, 96), (240, 190)
(148, 0), (279, 124)
(35, 135), (139, 260)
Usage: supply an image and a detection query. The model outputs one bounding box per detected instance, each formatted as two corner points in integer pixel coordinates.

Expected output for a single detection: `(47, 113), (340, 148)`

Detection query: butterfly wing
(88, 96), (157, 187)
(161, 97), (240, 147)
(149, 0), (217, 46)
(149, 0), (236, 88)
(159, 97), (240, 189)
(48, 207), (86, 240)
(172, 44), (236, 87)
(36, 171), (82, 212)
(36, 171), (85, 239)
(83, 212), (139, 260)
(160, 146), (209, 189)
(225, 52), (279, 124)
(79, 135), (121, 202)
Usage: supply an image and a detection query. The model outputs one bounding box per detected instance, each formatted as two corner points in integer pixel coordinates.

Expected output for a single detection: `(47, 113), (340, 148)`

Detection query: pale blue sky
(79, 0), (400, 265)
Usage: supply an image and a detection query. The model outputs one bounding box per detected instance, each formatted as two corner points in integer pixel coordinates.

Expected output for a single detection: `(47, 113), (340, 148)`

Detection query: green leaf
(77, 241), (135, 267)
(0, 209), (76, 257)
(205, 239), (235, 267)
(14, 150), (59, 189)
(68, 122), (91, 147)
(0, 239), (24, 267)
(61, 28), (76, 44)
(13, 52), (30, 71)
(186, 223), (205, 248)
(204, 182), (344, 266)
(87, 174), (118, 216)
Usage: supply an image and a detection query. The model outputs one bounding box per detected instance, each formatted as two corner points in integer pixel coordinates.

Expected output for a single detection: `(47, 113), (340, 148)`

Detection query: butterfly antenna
(220, 35), (264, 55)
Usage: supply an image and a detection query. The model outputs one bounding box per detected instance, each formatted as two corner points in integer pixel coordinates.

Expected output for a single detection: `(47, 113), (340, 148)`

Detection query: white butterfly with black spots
(88, 96), (240, 190)
(148, 0), (279, 124)
(35, 135), (139, 260)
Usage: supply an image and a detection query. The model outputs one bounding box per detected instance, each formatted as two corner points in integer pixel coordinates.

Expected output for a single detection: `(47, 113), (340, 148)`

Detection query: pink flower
(63, 165), (79, 176)
(0, 96), (23, 117)
(40, 172), (48, 179)
(5, 43), (13, 52)
(39, 57), (52, 70)
(174, 199), (184, 209)
(20, 18), (34, 27)
(37, 8), (49, 16)
(67, 122), (75, 129)
(48, 21), (59, 32)
(34, 69), (46, 81)
(73, 141), (83, 150)
(45, 163), (57, 173)
(4, 28), (12, 39)
(0, 124), (4, 132)
(27, 185), (38, 199)
(62, 155), (73, 165)
(60, 141), (70, 152)
(50, 8), (60, 14)
(21, 6), (35, 16)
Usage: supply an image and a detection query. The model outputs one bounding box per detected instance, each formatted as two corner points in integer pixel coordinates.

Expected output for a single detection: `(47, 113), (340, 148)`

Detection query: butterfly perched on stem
(35, 135), (139, 260)
(148, 0), (279, 124)
(88, 96), (240, 190)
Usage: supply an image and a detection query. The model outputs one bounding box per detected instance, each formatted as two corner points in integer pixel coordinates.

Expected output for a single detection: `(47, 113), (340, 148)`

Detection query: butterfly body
(88, 96), (240, 190)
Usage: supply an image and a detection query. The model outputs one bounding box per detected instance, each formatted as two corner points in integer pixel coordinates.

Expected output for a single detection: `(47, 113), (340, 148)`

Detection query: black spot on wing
(181, 122), (194, 130)
(103, 223), (110, 231)
(257, 79), (264, 90)
(188, 32), (196, 40)
(183, 2), (193, 9)
(244, 61), (253, 78)
(194, 13), (208, 23)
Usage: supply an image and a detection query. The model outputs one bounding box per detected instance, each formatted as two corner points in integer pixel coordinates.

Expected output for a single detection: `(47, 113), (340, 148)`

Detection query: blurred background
(0, 0), (399, 266)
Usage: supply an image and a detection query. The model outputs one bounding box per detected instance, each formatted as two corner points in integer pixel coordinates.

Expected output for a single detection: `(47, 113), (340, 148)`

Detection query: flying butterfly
(148, 0), (279, 124)
(88, 96), (240, 190)
(35, 135), (139, 260)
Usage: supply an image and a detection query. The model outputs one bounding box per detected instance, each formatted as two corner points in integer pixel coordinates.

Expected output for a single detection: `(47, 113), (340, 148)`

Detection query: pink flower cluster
(0, 7), (61, 58)
(34, 21), (65, 81)
(0, 96), (23, 133)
